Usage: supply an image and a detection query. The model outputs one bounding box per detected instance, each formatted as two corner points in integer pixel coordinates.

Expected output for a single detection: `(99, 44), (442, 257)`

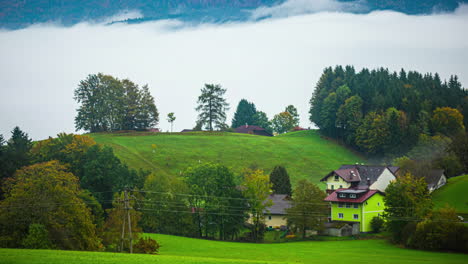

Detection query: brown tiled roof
(324, 189), (381, 204)
(321, 165), (399, 189)
(235, 125), (273, 137)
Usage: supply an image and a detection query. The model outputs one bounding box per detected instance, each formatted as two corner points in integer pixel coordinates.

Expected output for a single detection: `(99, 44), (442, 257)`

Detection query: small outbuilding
(235, 125), (273, 137)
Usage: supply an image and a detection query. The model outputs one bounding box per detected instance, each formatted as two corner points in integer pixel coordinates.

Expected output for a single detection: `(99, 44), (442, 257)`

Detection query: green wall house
(324, 189), (385, 232)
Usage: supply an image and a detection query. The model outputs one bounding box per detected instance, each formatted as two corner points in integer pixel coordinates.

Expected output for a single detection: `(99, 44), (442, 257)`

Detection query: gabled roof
(321, 165), (398, 188)
(425, 169), (445, 189)
(235, 125), (273, 137)
(264, 194), (292, 215)
(324, 189), (382, 204)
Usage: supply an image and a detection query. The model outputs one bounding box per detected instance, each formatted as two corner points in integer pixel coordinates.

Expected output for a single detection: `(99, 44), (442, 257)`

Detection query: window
(339, 193), (346, 198)
(377, 202), (380, 206)
(268, 215), (272, 220)
(334, 175), (339, 181)
(338, 213), (344, 219)
(331, 185), (334, 190)
(338, 202), (344, 208)
(269, 226), (272, 228)
(339, 185), (343, 188)
(346, 203), (351, 208)
(350, 194), (356, 198)
(353, 214), (359, 220)
(353, 204), (359, 209)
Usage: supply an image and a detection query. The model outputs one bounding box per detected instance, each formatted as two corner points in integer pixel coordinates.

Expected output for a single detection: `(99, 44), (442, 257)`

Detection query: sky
(1, 1), (468, 140)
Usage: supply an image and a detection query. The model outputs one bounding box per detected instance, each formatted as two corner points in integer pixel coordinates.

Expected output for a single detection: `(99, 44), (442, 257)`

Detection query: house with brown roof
(235, 125), (273, 137)
(264, 194), (291, 229)
(321, 165), (397, 234)
(320, 164), (398, 194)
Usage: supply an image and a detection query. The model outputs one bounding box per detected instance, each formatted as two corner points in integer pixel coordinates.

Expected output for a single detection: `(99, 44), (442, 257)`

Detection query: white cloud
(100, 9), (144, 24)
(0, 7), (468, 140)
(250, 0), (367, 20)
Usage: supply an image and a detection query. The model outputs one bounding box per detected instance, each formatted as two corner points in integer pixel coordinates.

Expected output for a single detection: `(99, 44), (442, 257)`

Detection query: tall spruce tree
(0, 127), (32, 182)
(231, 99), (257, 128)
(269, 166), (292, 196)
(195, 84), (229, 131)
(285, 105), (300, 126)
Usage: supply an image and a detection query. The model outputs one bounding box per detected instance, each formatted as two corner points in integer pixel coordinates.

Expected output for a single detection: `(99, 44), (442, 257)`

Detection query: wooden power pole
(121, 189), (133, 253)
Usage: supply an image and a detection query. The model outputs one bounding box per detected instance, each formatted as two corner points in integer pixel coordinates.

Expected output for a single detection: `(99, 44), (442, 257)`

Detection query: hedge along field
(1, 234), (467, 264)
(432, 174), (468, 215)
(91, 130), (364, 186)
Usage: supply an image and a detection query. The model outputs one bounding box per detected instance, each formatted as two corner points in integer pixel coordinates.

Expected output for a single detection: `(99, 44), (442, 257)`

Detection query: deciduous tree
(271, 112), (295, 134)
(286, 180), (327, 238)
(241, 168), (272, 242)
(0, 161), (100, 250)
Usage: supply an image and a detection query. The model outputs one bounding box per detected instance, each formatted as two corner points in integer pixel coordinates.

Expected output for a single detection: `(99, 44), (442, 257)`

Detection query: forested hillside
(1, 0), (466, 29)
(309, 66), (467, 158)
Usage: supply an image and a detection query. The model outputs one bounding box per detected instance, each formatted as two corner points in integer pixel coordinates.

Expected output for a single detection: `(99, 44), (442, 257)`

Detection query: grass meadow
(91, 130), (364, 186)
(1, 234), (467, 264)
(432, 174), (468, 216)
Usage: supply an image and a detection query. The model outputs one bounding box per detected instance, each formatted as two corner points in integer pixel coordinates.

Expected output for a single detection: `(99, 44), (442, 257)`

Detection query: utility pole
(124, 189), (133, 253)
(120, 189), (133, 253)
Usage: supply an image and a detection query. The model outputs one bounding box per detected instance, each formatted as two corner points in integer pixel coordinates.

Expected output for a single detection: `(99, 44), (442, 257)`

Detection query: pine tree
(231, 99), (257, 128)
(269, 166), (292, 196)
(196, 84), (229, 131)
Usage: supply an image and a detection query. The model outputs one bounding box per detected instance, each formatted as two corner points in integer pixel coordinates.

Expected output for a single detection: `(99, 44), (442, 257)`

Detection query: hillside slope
(1, 234), (467, 264)
(91, 130), (364, 186)
(432, 174), (468, 215)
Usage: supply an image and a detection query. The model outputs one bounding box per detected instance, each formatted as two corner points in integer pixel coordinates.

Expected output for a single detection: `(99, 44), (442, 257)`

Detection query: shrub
(22, 224), (52, 249)
(370, 216), (384, 233)
(134, 237), (160, 254)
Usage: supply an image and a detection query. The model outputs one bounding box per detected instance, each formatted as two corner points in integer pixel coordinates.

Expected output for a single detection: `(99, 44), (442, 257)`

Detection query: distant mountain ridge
(0, 0), (466, 29)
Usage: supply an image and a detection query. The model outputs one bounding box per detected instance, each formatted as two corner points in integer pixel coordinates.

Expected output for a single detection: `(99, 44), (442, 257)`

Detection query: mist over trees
(74, 73), (159, 133)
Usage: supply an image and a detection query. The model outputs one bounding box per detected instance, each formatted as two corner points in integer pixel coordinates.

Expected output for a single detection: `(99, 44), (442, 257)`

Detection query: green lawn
(91, 130), (363, 186)
(432, 174), (468, 215)
(1, 234), (467, 264)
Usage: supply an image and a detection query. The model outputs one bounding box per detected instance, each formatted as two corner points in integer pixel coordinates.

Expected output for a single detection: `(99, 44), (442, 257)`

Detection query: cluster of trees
(194, 84), (301, 134)
(141, 163), (325, 242)
(383, 173), (467, 252)
(309, 66), (467, 157)
(230, 99), (300, 134)
(75, 73), (159, 132)
(0, 127), (155, 252)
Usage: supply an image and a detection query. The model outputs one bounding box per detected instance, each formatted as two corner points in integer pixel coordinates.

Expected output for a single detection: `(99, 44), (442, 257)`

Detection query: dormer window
(334, 175), (339, 181)
(339, 193), (346, 198)
(350, 194), (356, 198)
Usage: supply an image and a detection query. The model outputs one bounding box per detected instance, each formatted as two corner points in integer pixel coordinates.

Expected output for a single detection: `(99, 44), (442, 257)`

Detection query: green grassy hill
(432, 174), (468, 216)
(1, 234), (467, 264)
(91, 130), (364, 185)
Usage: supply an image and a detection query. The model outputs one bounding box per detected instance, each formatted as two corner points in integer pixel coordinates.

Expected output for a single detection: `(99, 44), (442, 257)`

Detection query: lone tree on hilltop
(196, 84), (229, 131)
(167, 112), (176, 132)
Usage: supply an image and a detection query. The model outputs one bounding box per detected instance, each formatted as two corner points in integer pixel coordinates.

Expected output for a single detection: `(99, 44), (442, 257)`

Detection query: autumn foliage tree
(242, 169), (272, 242)
(0, 161), (100, 250)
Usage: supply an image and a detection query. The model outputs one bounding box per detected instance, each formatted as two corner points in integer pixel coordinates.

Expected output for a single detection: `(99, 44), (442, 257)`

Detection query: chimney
(367, 177), (371, 187)
(245, 123), (248, 128)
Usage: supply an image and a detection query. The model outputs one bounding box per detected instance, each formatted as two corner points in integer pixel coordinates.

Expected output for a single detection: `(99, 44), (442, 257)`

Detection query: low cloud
(1, 7), (467, 140)
(250, 0), (368, 20)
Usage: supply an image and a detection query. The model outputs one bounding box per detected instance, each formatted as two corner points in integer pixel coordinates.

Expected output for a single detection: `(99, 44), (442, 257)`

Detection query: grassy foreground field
(1, 234), (467, 264)
(91, 130), (363, 185)
(432, 174), (468, 215)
